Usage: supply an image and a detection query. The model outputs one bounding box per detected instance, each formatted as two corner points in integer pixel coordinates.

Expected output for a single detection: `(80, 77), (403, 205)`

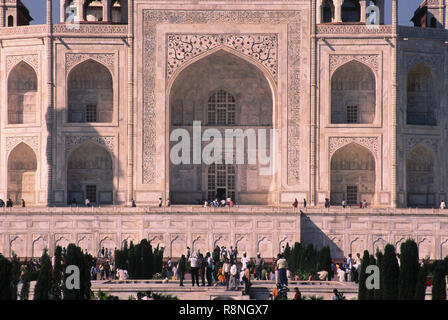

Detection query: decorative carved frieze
(167, 34), (278, 82)
(52, 24), (128, 35)
(329, 137), (378, 159)
(6, 54), (39, 74)
(0, 25), (48, 36)
(406, 136), (439, 154)
(65, 53), (115, 75)
(143, 10), (302, 185)
(65, 136), (115, 156)
(329, 54), (379, 75)
(6, 136), (39, 154)
(405, 53), (442, 74)
(317, 24), (392, 35)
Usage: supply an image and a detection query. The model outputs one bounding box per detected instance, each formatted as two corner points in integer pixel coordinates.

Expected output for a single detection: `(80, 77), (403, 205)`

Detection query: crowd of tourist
(332, 253), (362, 283)
(203, 197), (235, 208)
(157, 246), (314, 297)
(12, 245), (358, 300)
(293, 198), (369, 209)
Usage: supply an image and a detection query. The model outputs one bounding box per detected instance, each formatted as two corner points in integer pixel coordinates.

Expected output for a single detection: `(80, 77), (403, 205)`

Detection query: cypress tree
(153, 245), (164, 276)
(431, 260), (447, 300)
(141, 239), (153, 279)
(318, 246), (332, 280)
(374, 250), (384, 300)
(398, 239), (419, 300)
(128, 241), (136, 278)
(283, 243), (291, 268)
(134, 243), (142, 279)
(0, 253), (14, 300)
(304, 244), (315, 273)
(115, 241), (129, 270)
(82, 252), (94, 300)
(10, 254), (21, 300)
(63, 243), (92, 300)
(63, 244), (81, 300)
(34, 248), (52, 300)
(414, 263), (428, 300)
(367, 255), (376, 300)
(51, 246), (63, 300)
(381, 244), (399, 300)
(292, 242), (302, 273)
(358, 250), (370, 300)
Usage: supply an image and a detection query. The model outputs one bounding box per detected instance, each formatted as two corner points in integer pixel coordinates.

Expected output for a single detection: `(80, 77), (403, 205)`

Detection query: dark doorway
(216, 188), (226, 201)
(346, 186), (358, 205)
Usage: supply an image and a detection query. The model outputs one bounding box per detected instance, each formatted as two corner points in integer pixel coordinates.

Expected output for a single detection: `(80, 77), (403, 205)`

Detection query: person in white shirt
(189, 253), (200, 286)
(241, 252), (250, 271)
(230, 263), (238, 290)
(206, 252), (214, 286)
(223, 259), (231, 290)
(346, 254), (353, 281)
(337, 268), (346, 282)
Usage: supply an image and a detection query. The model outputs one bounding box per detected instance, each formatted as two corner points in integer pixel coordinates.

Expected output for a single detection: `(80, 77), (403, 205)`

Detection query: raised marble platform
(1, 206), (448, 260)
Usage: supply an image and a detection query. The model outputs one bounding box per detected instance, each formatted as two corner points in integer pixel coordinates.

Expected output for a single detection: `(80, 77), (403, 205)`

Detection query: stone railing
(398, 25), (448, 40)
(316, 24), (393, 37)
(0, 25), (48, 37)
(0, 24), (128, 38)
(1, 205), (448, 216)
(52, 24), (128, 36)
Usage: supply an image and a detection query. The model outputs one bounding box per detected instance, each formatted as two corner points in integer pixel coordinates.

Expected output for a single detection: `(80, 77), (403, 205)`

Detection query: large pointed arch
(66, 140), (114, 205)
(67, 59), (113, 123)
(8, 61), (38, 124)
(406, 144), (436, 207)
(406, 62), (437, 126)
(330, 142), (376, 206)
(7, 142), (37, 205)
(331, 60), (376, 124)
(167, 48), (277, 205)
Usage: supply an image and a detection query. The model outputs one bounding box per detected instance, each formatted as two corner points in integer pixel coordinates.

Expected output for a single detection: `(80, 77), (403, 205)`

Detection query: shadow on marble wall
(45, 92), (123, 207)
(300, 213), (345, 260)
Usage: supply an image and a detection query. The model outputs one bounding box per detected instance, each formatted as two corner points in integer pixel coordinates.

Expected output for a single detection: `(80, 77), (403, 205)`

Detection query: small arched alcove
(67, 141), (114, 205)
(330, 143), (376, 205)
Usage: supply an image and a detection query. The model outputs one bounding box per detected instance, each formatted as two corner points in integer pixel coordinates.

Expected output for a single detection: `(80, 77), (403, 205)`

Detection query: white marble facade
(1, 0), (448, 208)
(1, 0), (448, 258)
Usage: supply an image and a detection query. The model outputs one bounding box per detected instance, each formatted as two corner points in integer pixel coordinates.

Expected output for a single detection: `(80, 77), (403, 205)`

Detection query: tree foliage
(398, 239), (420, 300)
(0, 253), (15, 300)
(34, 249), (52, 300)
(51, 246), (63, 300)
(283, 242), (333, 279)
(358, 250), (370, 300)
(381, 244), (399, 300)
(62, 244), (94, 300)
(431, 260), (447, 300)
(414, 263), (428, 300)
(114, 239), (164, 279)
(374, 250), (384, 300)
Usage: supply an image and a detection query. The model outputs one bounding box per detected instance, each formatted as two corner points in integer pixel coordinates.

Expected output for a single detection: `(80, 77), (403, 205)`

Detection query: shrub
(358, 250), (370, 300)
(431, 260), (447, 300)
(34, 249), (52, 300)
(381, 244), (399, 300)
(398, 239), (419, 300)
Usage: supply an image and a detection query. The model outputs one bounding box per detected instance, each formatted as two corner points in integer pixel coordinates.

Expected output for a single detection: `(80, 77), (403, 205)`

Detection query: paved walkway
(91, 279), (360, 300)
